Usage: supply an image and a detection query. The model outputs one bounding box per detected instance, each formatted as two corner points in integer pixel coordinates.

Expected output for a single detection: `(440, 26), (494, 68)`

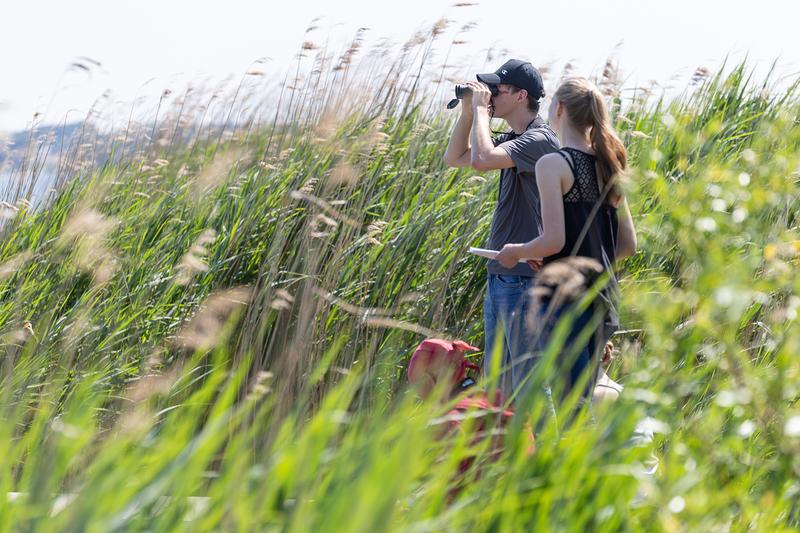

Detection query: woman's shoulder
(535, 152), (573, 191)
(536, 151), (571, 173)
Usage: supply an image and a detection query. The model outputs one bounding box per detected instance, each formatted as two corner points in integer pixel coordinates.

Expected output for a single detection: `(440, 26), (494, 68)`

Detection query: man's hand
(526, 259), (543, 271)
(468, 81), (493, 111)
(495, 243), (521, 269)
(443, 81), (477, 167)
(459, 85), (473, 111)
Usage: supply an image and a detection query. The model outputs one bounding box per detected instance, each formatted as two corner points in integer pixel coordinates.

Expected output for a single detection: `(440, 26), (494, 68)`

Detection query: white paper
(468, 247), (540, 263)
(468, 247), (499, 260)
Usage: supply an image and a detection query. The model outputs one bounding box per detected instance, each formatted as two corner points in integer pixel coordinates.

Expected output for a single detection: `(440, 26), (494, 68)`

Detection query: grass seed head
(431, 18), (451, 37)
(126, 364), (183, 404)
(0, 251), (32, 281)
(174, 287), (252, 351)
(59, 208), (119, 284)
(0, 201), (18, 220)
(191, 148), (250, 199)
(329, 161), (360, 186)
(174, 229), (217, 286)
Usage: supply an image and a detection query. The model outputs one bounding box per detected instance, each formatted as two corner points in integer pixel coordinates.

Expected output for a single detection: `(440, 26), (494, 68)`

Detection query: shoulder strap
(493, 117), (550, 195)
(529, 116), (546, 129)
(495, 116), (548, 141)
(555, 149), (576, 175)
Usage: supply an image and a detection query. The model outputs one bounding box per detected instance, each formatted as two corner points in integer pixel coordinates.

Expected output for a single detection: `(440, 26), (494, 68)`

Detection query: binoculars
(454, 84), (500, 99)
(447, 84), (499, 109)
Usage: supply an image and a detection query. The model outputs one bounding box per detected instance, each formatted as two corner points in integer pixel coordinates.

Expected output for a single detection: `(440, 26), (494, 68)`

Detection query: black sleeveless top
(544, 147), (620, 330)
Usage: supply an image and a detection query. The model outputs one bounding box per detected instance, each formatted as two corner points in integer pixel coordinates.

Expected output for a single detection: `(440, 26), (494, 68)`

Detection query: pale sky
(1, 0), (798, 132)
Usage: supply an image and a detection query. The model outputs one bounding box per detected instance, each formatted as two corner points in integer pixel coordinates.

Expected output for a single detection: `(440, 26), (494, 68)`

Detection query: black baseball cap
(477, 59), (545, 99)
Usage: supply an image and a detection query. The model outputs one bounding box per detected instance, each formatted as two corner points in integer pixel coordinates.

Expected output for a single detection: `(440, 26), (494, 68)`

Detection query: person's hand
(602, 341), (615, 366)
(459, 82), (473, 109)
(526, 259), (543, 271)
(468, 81), (493, 111)
(495, 244), (521, 269)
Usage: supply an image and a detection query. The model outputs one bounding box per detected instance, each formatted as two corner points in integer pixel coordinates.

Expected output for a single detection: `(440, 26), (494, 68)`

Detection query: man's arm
(469, 82), (515, 171)
(443, 106), (474, 168)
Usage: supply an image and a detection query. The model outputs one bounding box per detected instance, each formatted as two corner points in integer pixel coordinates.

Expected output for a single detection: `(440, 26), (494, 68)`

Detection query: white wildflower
(784, 415), (800, 437)
(695, 217), (717, 232)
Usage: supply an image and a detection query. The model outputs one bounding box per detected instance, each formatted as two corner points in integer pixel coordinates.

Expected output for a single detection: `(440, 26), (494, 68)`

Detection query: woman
(494, 77), (636, 401)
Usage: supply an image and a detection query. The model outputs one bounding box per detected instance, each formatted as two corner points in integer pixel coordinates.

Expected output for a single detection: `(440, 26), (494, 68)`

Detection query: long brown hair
(554, 78), (627, 200)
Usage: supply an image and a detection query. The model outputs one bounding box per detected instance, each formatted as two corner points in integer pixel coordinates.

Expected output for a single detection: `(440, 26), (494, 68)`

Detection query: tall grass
(1, 23), (799, 531)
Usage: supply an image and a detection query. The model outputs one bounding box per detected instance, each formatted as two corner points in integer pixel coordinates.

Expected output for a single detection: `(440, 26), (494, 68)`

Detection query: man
(443, 59), (560, 398)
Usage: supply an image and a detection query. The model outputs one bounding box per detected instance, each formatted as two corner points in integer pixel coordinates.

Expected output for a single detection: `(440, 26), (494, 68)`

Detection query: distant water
(0, 165), (59, 207)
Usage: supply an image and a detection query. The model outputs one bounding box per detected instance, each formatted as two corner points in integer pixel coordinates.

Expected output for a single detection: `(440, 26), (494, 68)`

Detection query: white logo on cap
(501, 69), (508, 75)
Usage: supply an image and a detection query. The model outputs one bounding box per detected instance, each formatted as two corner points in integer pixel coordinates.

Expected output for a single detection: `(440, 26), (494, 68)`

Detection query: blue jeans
(483, 273), (536, 399)
(532, 301), (610, 403)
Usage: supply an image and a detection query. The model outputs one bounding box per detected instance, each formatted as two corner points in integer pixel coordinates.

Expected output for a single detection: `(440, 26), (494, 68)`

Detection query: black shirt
(544, 147), (620, 330)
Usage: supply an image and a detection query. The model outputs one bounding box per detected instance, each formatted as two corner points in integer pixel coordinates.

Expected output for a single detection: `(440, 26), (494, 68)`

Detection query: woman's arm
(615, 197), (637, 260)
(495, 155), (567, 268)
